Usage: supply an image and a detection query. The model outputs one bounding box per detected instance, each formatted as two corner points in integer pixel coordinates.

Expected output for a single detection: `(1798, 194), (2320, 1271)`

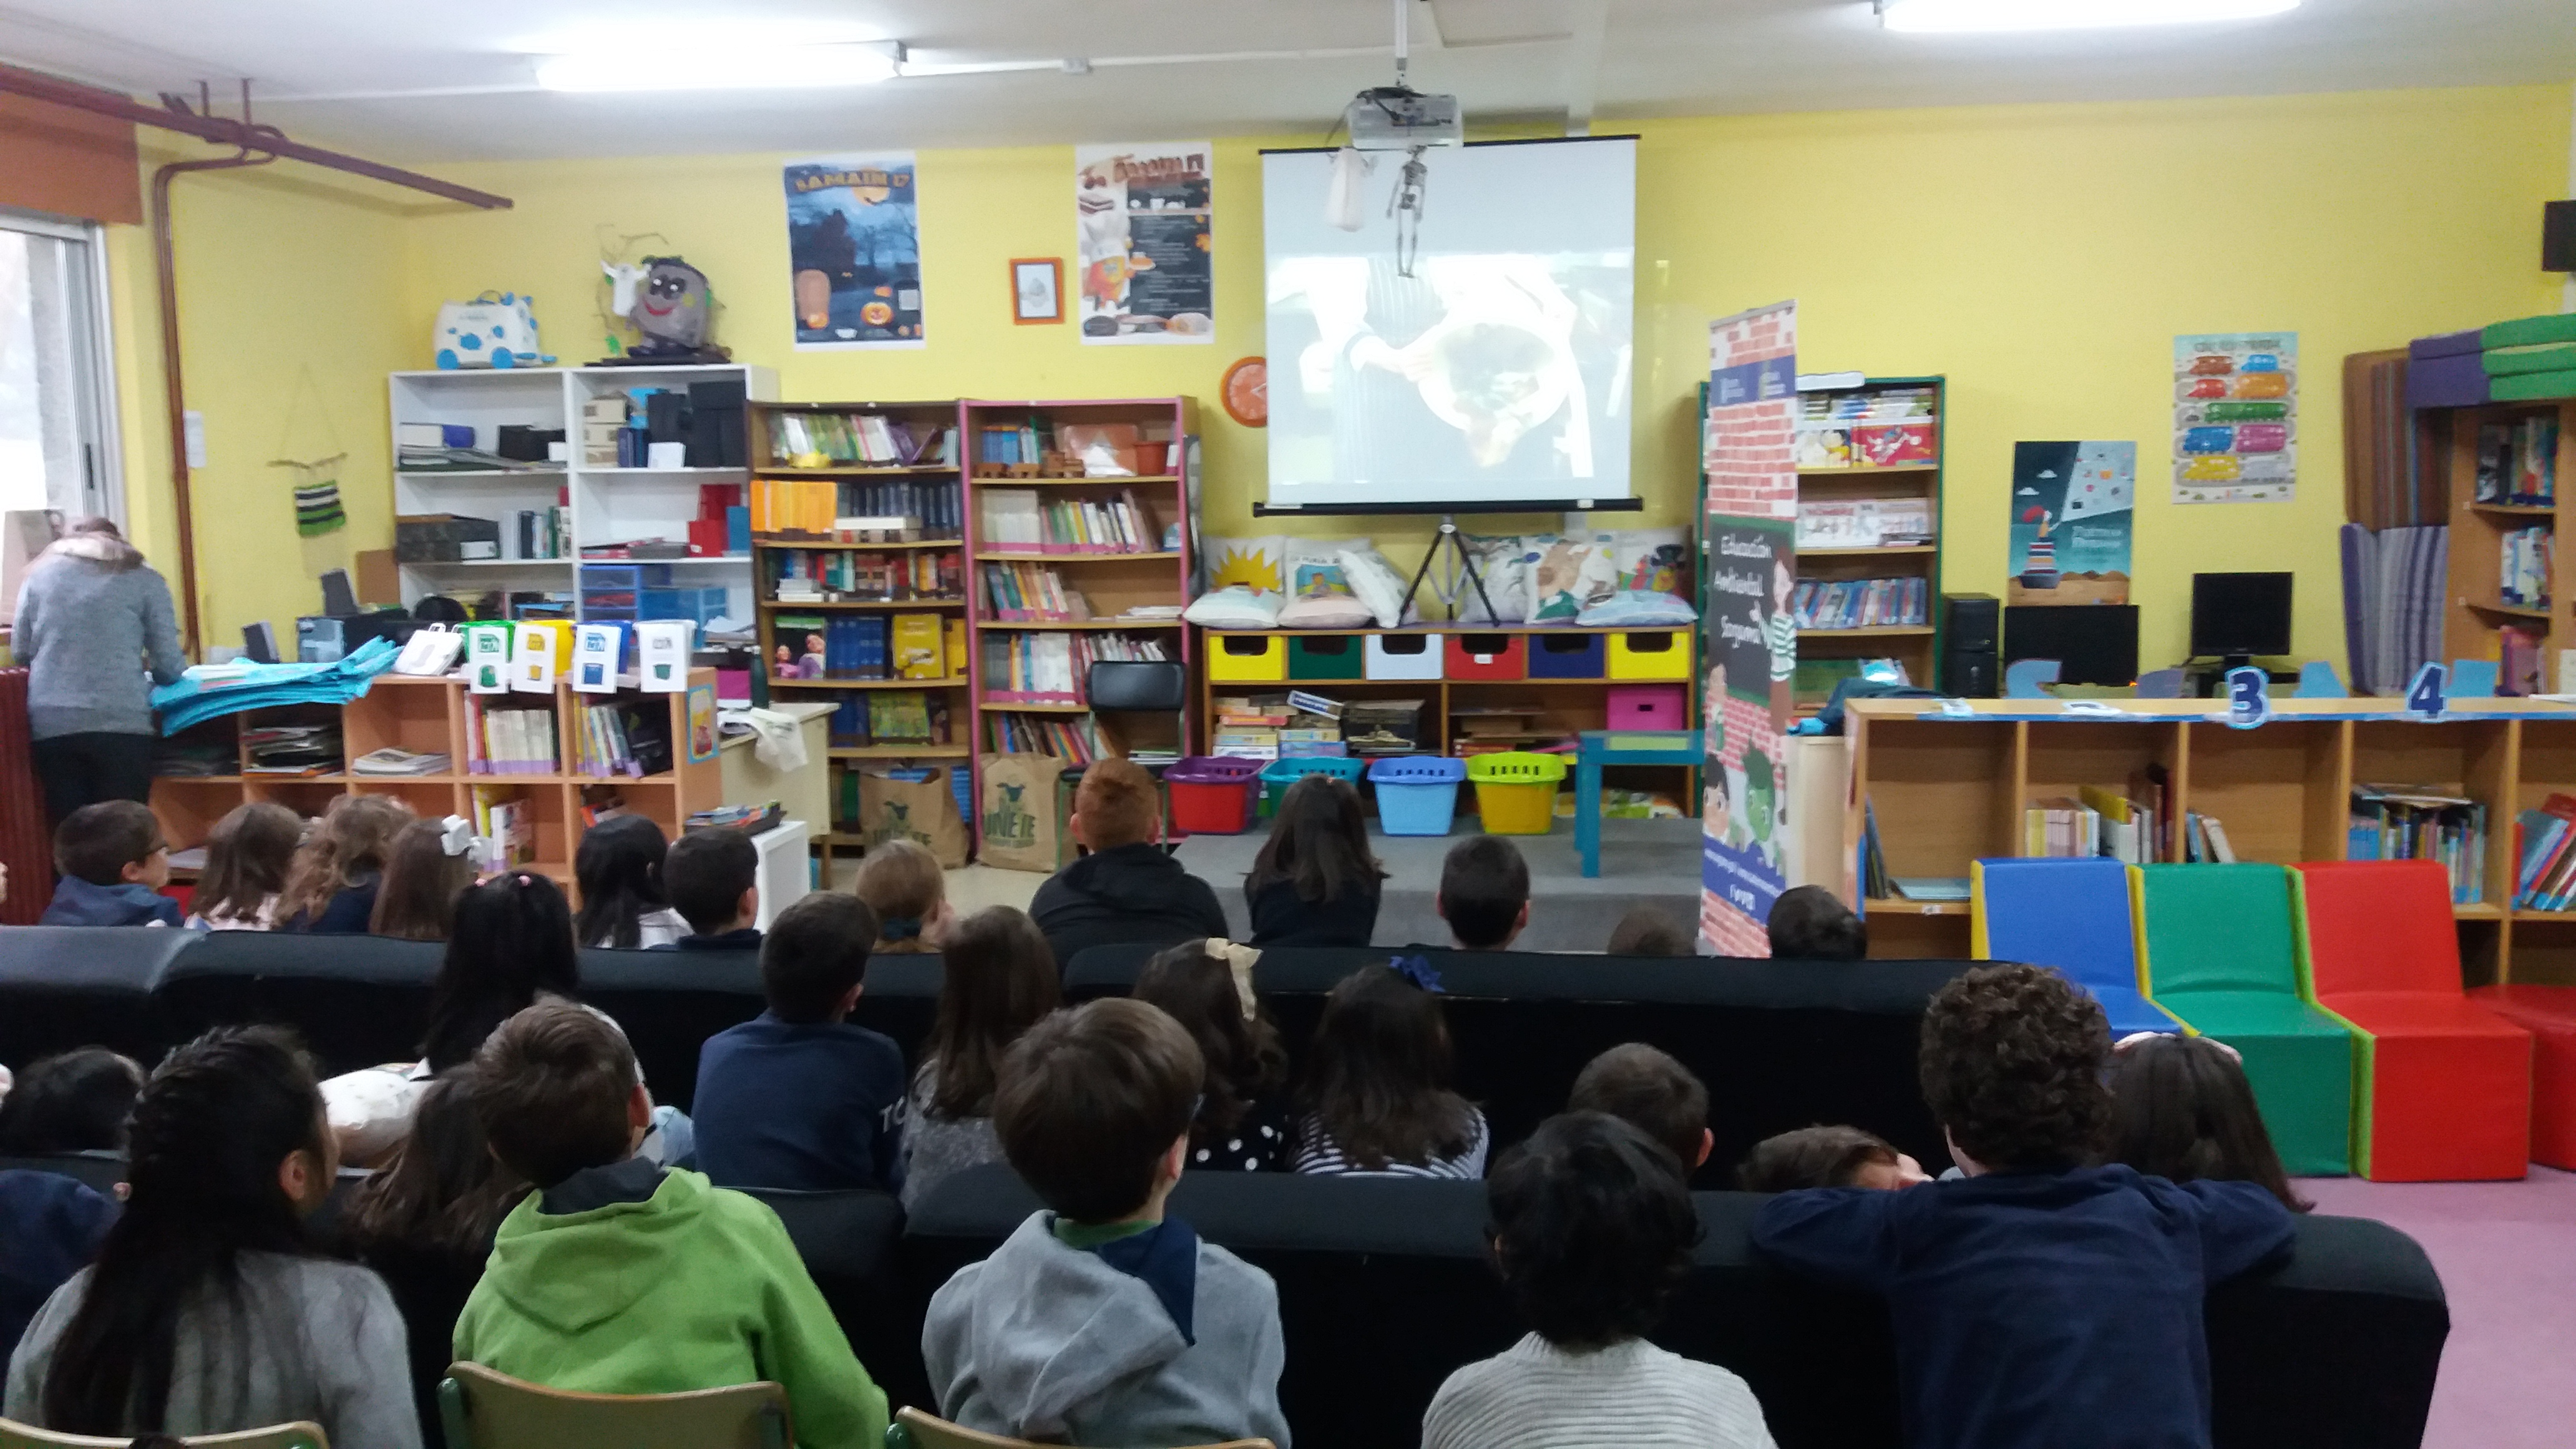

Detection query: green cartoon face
(1744, 747), (1776, 843)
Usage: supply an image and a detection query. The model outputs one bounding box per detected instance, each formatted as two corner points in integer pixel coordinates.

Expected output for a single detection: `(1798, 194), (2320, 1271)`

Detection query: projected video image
(1263, 140), (1636, 509)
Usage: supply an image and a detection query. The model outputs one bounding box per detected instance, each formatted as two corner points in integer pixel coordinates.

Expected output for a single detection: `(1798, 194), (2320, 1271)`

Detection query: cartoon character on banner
(599, 256), (731, 363)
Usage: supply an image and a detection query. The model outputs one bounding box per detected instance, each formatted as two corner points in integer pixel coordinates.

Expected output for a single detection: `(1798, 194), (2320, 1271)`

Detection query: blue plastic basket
(1257, 756), (1368, 814)
(1367, 755), (1466, 836)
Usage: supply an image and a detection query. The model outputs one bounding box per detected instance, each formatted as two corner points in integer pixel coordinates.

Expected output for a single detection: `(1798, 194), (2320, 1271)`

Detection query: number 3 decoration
(2224, 666), (2270, 730)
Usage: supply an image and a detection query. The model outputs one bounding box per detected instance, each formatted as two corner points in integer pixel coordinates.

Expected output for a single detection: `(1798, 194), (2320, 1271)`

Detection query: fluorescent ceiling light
(1877, 0), (2297, 32)
(535, 41), (902, 92)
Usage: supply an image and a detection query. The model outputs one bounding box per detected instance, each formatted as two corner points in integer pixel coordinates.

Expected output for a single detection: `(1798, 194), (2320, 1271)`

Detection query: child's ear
(839, 980), (864, 1012)
(1070, 811), (1090, 849)
(1514, 901), (1530, 930)
(122, 859), (150, 884)
(1434, 890), (1449, 920)
(1696, 1128), (1714, 1168)
(736, 885), (759, 924)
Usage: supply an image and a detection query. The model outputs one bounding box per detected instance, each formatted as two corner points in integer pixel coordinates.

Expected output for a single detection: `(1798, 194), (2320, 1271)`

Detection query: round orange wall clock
(1222, 356), (1267, 427)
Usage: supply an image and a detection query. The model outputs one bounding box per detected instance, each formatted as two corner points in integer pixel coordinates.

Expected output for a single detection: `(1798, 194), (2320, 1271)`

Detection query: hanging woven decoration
(270, 454), (349, 537)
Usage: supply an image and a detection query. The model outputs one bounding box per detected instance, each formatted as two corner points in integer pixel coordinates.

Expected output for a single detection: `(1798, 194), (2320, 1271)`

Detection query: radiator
(0, 668), (47, 924)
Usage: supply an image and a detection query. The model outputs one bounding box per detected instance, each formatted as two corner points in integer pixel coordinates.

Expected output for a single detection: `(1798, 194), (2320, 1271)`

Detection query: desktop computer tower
(1940, 593), (1999, 697)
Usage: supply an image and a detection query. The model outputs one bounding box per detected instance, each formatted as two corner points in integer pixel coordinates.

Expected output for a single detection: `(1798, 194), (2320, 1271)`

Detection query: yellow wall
(118, 82), (2575, 668)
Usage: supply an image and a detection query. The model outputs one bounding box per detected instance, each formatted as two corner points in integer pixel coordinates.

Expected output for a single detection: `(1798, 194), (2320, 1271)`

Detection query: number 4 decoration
(2406, 662), (2446, 718)
(2225, 666), (2270, 730)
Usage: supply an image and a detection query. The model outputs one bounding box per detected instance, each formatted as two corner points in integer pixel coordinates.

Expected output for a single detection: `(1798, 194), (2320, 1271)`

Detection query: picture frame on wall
(1012, 258), (1063, 324)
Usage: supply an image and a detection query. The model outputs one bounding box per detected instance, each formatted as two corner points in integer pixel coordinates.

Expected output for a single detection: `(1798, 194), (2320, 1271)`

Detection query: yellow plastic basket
(1466, 751), (1568, 834)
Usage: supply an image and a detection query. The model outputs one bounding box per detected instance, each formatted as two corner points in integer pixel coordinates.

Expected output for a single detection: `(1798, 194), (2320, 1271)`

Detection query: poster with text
(785, 154), (924, 349)
(1701, 301), (1798, 957)
(2173, 332), (2295, 503)
(2008, 441), (2134, 605)
(1077, 142), (1214, 344)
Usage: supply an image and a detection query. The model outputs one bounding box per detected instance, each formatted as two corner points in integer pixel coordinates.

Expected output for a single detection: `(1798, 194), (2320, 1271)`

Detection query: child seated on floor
(1765, 885), (1866, 961)
(1294, 962), (1489, 1178)
(1736, 1125), (1928, 1193)
(1422, 1112), (1776, 1449)
(1245, 775), (1387, 948)
(1606, 905), (1692, 956)
(1438, 836), (1529, 950)
(692, 892), (907, 1193)
(454, 1000), (886, 1447)
(923, 997), (1289, 1448)
(1568, 1043), (1712, 1176)
(2107, 1033), (2310, 1212)
(851, 838), (952, 954)
(38, 801), (178, 927)
(657, 827), (762, 952)
(1752, 963), (2297, 1449)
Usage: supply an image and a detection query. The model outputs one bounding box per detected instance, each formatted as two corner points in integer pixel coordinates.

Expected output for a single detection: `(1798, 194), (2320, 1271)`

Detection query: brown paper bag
(858, 766), (969, 869)
(978, 751), (1071, 873)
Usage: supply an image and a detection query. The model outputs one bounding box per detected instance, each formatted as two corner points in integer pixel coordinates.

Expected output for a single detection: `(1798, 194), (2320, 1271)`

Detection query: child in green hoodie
(453, 1000), (887, 1448)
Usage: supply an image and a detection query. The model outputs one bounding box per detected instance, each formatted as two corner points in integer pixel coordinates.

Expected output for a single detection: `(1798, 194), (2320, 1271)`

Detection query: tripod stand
(1396, 518), (1501, 624)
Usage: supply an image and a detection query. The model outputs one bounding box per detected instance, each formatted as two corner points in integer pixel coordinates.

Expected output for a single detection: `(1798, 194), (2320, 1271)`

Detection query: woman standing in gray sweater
(9, 517), (188, 825)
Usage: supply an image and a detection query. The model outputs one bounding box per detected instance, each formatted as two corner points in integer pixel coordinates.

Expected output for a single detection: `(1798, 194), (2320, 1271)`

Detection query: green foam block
(2490, 368), (2576, 402)
(2482, 344), (2576, 377)
(2481, 313), (2576, 350)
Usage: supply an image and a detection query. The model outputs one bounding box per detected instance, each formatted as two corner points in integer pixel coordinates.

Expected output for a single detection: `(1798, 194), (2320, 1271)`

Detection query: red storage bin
(1444, 632), (1527, 681)
(1166, 756), (1264, 834)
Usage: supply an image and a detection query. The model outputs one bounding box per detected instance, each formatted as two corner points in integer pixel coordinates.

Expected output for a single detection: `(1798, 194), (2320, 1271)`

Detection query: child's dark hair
(339, 1065), (527, 1262)
(1737, 1125), (1902, 1193)
(1247, 774), (1387, 907)
(1439, 835), (1530, 949)
(1606, 905), (1691, 957)
(994, 997), (1202, 1223)
(279, 794), (411, 925)
(422, 872), (581, 1072)
(1767, 885), (1867, 961)
(920, 906), (1060, 1120)
(1488, 1111), (1700, 1350)
(2107, 1034), (2310, 1212)
(38, 1027), (327, 1435)
(52, 800), (162, 886)
(664, 827), (759, 934)
(1919, 963), (2112, 1172)
(192, 802), (300, 926)
(1301, 963), (1478, 1169)
(1568, 1043), (1708, 1171)
(1135, 940), (1288, 1147)
(762, 891), (880, 1024)
(471, 999), (638, 1189)
(0, 1046), (145, 1154)
(369, 817), (477, 942)
(573, 813), (673, 949)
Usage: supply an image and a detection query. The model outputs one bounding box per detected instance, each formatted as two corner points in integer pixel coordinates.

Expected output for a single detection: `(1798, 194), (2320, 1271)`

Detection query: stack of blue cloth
(152, 636), (401, 733)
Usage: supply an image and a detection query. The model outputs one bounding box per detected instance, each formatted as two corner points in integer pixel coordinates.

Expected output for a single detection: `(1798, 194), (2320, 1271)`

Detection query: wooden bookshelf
(1791, 375), (1947, 708)
(1842, 695), (2576, 979)
(2440, 398), (2576, 692)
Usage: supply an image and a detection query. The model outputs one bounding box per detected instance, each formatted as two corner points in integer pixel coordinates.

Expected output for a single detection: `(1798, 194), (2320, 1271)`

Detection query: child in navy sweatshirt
(39, 801), (178, 927)
(1752, 963), (2295, 1449)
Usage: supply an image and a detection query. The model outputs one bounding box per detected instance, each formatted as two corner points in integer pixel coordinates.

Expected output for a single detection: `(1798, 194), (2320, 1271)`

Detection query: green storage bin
(1287, 634), (1365, 681)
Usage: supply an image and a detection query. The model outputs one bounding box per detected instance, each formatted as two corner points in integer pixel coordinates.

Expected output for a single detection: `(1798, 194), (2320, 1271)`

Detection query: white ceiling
(1, 0), (2572, 163)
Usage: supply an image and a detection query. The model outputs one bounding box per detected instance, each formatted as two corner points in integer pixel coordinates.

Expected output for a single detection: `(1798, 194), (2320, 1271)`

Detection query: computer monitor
(2190, 572), (2293, 665)
(2004, 605), (2139, 686)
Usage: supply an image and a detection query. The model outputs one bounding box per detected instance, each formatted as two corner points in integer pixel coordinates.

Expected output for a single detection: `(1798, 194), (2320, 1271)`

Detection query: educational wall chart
(2008, 441), (2135, 606)
(1076, 142), (1214, 345)
(1701, 301), (1800, 957)
(784, 154), (924, 349)
(2173, 332), (2296, 503)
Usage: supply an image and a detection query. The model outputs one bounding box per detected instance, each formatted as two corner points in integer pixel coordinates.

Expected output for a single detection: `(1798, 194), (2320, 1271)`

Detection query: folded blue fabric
(152, 635), (401, 733)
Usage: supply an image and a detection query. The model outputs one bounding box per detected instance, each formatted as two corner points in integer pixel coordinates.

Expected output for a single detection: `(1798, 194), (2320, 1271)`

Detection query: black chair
(160, 930), (444, 1076)
(849, 952), (943, 1065)
(740, 1186), (927, 1415)
(0, 1151), (125, 1196)
(0, 925), (199, 1067)
(579, 946), (767, 1111)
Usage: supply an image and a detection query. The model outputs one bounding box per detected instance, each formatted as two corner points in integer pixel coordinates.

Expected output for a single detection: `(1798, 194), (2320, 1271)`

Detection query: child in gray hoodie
(922, 997), (1290, 1448)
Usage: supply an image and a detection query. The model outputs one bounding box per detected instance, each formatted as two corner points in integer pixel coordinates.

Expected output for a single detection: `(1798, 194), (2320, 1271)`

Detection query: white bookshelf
(389, 364), (780, 622)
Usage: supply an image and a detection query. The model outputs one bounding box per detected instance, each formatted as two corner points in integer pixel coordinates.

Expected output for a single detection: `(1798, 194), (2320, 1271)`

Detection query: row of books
(982, 630), (1169, 703)
(1803, 386), (1938, 423)
(471, 789), (537, 872)
(2514, 796), (2576, 909)
(770, 549), (964, 603)
(987, 711), (1106, 763)
(1794, 498), (1934, 549)
(766, 412), (957, 467)
(843, 479), (964, 537)
(982, 562), (1089, 621)
(469, 705), (560, 774)
(775, 613), (957, 681)
(2021, 780), (2178, 864)
(243, 724), (339, 777)
(2504, 625), (2547, 698)
(977, 488), (1164, 554)
(2349, 784), (2487, 904)
(1791, 577), (1930, 630)
(829, 693), (955, 748)
(2500, 524), (2552, 608)
(2474, 416), (2560, 505)
(513, 505), (573, 561)
(975, 422), (1053, 467)
(570, 700), (673, 778)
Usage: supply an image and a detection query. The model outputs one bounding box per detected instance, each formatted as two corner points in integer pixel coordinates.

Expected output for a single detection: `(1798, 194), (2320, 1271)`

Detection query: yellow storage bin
(1606, 629), (1691, 681)
(1207, 632), (1287, 683)
(1467, 751), (1568, 835)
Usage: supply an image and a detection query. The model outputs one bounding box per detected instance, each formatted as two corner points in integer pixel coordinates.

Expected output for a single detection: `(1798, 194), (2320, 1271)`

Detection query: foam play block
(2294, 861), (2531, 1181)
(2134, 863), (2355, 1176)
(2404, 353), (2490, 409)
(2408, 329), (2482, 361)
(2482, 343), (2576, 376)
(2481, 312), (2576, 350)
(1971, 858), (2182, 1038)
(2469, 984), (2576, 1170)
(2490, 368), (2576, 404)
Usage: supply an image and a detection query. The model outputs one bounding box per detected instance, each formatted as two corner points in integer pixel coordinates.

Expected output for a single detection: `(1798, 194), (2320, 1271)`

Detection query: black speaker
(1941, 593), (1999, 650)
(2547, 200), (2575, 273)
(1941, 647), (1998, 698)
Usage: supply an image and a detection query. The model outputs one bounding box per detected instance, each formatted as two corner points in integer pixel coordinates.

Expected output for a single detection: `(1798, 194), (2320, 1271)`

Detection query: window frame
(0, 206), (124, 527)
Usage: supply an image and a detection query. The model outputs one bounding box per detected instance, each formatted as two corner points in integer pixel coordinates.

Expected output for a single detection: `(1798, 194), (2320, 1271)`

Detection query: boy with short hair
(1765, 885), (1866, 961)
(923, 997), (1290, 1448)
(1737, 1125), (1929, 1193)
(691, 892), (907, 1193)
(39, 800), (179, 927)
(1028, 759), (1227, 966)
(1752, 964), (2295, 1449)
(456, 1000), (887, 1448)
(657, 827), (761, 951)
(1569, 1043), (1712, 1173)
(1438, 836), (1528, 950)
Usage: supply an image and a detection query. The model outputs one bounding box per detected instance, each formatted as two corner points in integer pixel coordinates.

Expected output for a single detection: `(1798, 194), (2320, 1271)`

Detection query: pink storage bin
(1605, 684), (1686, 731)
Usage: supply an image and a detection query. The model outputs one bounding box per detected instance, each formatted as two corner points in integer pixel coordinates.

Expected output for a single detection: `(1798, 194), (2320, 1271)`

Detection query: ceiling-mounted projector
(1345, 85), (1462, 150)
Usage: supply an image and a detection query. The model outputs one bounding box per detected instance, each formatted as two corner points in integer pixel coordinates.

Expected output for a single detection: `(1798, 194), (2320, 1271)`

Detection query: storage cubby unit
(2437, 396), (2576, 691)
(1766, 374), (1948, 708)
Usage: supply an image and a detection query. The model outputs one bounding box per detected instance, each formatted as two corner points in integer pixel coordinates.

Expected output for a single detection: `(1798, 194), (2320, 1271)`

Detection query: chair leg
(437, 1377), (473, 1449)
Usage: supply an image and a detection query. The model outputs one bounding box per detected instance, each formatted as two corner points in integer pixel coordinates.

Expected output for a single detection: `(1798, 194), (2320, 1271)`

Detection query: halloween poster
(784, 154), (925, 349)
(2172, 331), (2296, 504)
(1076, 142), (1214, 345)
(2008, 441), (2134, 606)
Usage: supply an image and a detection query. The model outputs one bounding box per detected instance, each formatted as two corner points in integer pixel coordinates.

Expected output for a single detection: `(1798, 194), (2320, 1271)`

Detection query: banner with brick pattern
(1700, 301), (1798, 955)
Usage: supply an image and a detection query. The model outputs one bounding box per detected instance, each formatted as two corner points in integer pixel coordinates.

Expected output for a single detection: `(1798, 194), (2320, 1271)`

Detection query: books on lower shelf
(2020, 768), (2179, 864)
(773, 612), (956, 681)
(1792, 577), (1929, 629)
(2350, 784), (2486, 904)
(570, 700), (673, 778)
(981, 561), (1088, 621)
(769, 547), (964, 603)
(751, 476), (962, 537)
(829, 693), (956, 749)
(2504, 626), (2547, 696)
(2501, 525), (2552, 608)
(1795, 498), (1934, 549)
(988, 711), (1105, 763)
(982, 630), (1169, 704)
(471, 788), (537, 871)
(242, 724), (341, 776)
(2475, 416), (2560, 505)
(977, 487), (1163, 554)
(468, 701), (559, 774)
(765, 411), (956, 469)
(2514, 795), (2576, 909)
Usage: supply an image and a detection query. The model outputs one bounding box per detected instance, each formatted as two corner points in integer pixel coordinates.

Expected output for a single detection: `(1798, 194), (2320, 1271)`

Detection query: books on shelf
(751, 477), (962, 538)
(2018, 769), (2177, 864)
(1795, 498), (1934, 549)
(2349, 784), (2486, 904)
(977, 487), (1163, 554)
(773, 613), (951, 681)
(1791, 577), (1930, 630)
(987, 710), (1105, 764)
(467, 702), (559, 774)
(2504, 625), (2546, 696)
(242, 724), (341, 776)
(570, 700), (673, 778)
(2500, 525), (2552, 608)
(982, 630), (1169, 704)
(981, 561), (1089, 621)
(828, 693), (955, 749)
(769, 547), (962, 603)
(471, 788), (536, 871)
(1794, 386), (1940, 470)
(2475, 417), (2560, 505)
(2514, 795), (2576, 910)
(766, 411), (956, 468)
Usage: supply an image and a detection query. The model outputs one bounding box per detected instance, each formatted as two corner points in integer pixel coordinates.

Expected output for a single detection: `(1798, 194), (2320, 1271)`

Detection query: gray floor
(1174, 816), (1704, 952)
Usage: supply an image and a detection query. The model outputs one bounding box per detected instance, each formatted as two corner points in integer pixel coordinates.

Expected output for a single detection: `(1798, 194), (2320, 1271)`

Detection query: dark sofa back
(0, 925), (199, 1066)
